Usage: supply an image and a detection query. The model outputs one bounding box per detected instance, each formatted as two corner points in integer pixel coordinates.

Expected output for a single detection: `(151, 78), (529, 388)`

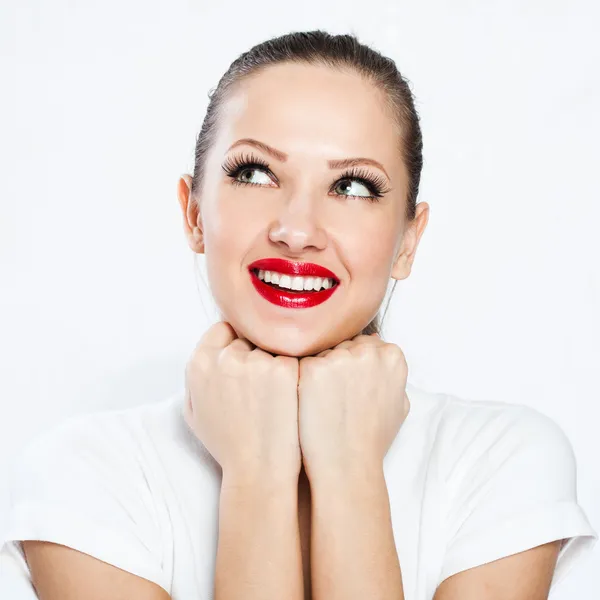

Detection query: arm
(308, 469), (561, 600)
(309, 466), (404, 600)
(215, 471), (304, 600)
(23, 471), (304, 600)
(22, 541), (171, 599)
(433, 540), (561, 599)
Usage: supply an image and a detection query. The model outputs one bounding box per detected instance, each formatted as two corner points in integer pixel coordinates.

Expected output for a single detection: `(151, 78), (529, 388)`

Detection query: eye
(222, 152), (277, 189)
(333, 178), (372, 198)
(221, 152), (390, 203)
(330, 167), (390, 203)
(235, 167), (273, 186)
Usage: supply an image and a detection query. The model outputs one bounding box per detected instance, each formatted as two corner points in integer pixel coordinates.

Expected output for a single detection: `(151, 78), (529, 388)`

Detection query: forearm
(214, 471), (304, 600)
(309, 466), (404, 600)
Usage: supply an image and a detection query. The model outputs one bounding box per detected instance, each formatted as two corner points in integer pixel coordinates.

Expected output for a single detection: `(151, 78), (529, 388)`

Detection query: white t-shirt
(0, 381), (597, 599)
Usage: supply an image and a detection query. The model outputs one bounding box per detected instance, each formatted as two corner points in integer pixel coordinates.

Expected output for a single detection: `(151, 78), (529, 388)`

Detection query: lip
(247, 258), (340, 309)
(247, 258), (340, 282)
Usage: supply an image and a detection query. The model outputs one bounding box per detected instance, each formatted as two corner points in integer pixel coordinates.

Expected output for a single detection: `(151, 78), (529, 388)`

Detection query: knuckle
(354, 334), (373, 343)
(299, 356), (318, 376)
(188, 348), (212, 373)
(326, 349), (348, 370)
(247, 349), (273, 374)
(228, 338), (253, 352)
(383, 343), (406, 364)
(219, 346), (245, 374)
(352, 343), (374, 357)
(274, 355), (299, 377)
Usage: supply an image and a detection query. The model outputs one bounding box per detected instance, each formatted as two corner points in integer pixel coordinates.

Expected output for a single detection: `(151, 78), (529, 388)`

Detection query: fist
(183, 321), (302, 483)
(298, 333), (410, 480)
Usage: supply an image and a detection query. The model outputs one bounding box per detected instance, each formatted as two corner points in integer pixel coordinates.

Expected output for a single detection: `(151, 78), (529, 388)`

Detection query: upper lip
(248, 258), (340, 282)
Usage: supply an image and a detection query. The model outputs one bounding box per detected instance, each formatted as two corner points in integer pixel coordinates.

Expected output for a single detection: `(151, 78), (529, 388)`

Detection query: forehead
(216, 62), (401, 168)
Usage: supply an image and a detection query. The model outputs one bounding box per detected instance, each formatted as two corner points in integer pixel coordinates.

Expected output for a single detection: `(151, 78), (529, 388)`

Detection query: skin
(177, 61), (430, 359)
(176, 61), (428, 596)
(175, 61), (560, 598)
(21, 61), (561, 599)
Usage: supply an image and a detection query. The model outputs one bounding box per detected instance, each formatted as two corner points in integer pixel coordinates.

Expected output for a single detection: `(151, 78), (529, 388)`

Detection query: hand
(183, 321), (302, 484)
(298, 333), (410, 481)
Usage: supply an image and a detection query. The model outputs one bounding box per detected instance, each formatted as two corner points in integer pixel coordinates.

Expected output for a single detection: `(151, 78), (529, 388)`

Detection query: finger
(199, 321), (238, 350)
(252, 346), (277, 359)
(313, 335), (381, 356)
(228, 337), (255, 352)
(315, 348), (332, 358)
(335, 334), (385, 350)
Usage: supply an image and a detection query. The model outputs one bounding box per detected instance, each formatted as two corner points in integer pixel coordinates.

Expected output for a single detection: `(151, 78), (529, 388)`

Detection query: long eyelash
(221, 152), (273, 181)
(335, 167), (391, 202)
(220, 153), (391, 203)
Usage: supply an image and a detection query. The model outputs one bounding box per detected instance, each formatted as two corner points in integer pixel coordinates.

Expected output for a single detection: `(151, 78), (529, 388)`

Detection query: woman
(1, 30), (597, 600)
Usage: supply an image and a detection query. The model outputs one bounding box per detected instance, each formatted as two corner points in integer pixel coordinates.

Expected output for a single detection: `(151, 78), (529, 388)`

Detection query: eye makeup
(221, 151), (391, 202)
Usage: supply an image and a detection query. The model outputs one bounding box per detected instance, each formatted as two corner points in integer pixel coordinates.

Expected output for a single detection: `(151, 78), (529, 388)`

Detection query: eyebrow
(227, 138), (390, 180)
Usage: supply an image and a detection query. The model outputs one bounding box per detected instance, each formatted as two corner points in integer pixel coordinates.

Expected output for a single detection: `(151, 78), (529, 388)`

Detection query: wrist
(222, 464), (300, 492)
(305, 459), (385, 490)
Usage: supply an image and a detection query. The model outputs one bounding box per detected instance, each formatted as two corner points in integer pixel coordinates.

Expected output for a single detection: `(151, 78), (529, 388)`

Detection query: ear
(177, 174), (205, 254)
(390, 202), (430, 281)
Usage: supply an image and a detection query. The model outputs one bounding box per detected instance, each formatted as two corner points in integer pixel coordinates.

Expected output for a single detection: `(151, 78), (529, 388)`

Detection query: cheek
(202, 192), (260, 277)
(204, 192), (245, 250)
(346, 224), (398, 282)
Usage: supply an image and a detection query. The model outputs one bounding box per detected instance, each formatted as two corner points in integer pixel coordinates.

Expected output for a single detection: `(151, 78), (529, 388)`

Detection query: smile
(247, 258), (340, 309)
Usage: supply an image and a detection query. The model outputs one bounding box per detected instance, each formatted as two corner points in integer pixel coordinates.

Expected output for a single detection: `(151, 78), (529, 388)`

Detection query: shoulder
(404, 383), (573, 469)
(5, 400), (161, 539)
(1, 394), (186, 594)
(12, 400), (155, 486)
(428, 390), (598, 590)
(13, 390), (189, 473)
(433, 392), (575, 486)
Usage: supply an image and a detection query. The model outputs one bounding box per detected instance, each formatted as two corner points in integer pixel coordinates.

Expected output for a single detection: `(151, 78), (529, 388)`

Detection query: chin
(260, 340), (325, 359)
(228, 321), (335, 358)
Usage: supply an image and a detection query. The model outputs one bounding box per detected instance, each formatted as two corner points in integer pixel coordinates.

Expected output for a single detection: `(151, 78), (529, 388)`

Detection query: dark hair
(191, 30), (423, 337)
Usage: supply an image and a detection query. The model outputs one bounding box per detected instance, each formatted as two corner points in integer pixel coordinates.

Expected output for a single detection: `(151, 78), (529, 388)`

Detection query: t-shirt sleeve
(0, 414), (171, 595)
(438, 403), (598, 592)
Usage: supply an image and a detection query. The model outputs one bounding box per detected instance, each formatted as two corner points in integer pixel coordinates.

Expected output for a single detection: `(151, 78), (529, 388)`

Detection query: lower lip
(249, 269), (339, 308)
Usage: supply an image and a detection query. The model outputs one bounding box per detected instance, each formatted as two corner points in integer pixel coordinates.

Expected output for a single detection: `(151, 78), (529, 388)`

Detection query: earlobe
(391, 205), (429, 280)
(390, 245), (410, 281)
(191, 228), (205, 254)
(390, 258), (410, 281)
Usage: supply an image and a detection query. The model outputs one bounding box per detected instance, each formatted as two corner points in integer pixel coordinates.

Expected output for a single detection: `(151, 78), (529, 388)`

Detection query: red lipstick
(247, 258), (340, 309)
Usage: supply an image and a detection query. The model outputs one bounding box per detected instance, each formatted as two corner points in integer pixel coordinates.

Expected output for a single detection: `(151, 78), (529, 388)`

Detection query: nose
(268, 193), (328, 254)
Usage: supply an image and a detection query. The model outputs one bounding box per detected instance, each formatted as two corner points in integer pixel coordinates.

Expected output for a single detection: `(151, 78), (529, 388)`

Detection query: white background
(1, 0), (598, 597)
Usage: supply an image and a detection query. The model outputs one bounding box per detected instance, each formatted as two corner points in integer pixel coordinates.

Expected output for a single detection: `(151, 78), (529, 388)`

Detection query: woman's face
(178, 62), (429, 357)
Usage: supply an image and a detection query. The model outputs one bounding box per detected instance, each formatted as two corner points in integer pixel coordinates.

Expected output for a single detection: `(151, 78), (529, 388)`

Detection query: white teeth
(256, 269), (336, 291)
